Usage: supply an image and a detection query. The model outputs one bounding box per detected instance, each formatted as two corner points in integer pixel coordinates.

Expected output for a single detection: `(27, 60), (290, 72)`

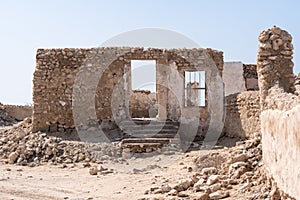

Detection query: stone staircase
(118, 119), (180, 153)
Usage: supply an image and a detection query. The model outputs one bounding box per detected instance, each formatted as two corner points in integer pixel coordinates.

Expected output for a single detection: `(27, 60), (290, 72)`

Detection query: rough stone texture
(223, 62), (258, 97)
(3, 105), (32, 121)
(243, 64), (259, 91)
(130, 90), (156, 118)
(224, 91), (260, 139)
(261, 104), (300, 199)
(295, 72), (300, 95)
(0, 118), (95, 165)
(258, 27), (300, 199)
(147, 136), (292, 199)
(223, 62), (246, 96)
(257, 26), (295, 109)
(0, 104), (17, 126)
(33, 47), (223, 139)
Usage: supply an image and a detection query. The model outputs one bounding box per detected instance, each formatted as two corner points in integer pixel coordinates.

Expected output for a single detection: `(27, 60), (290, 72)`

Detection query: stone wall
(130, 90), (156, 118)
(223, 62), (246, 96)
(257, 26), (295, 109)
(3, 105), (32, 121)
(257, 27), (300, 199)
(224, 91), (260, 139)
(33, 47), (223, 137)
(243, 64), (259, 91)
(261, 89), (300, 199)
(295, 72), (300, 95)
(223, 62), (258, 97)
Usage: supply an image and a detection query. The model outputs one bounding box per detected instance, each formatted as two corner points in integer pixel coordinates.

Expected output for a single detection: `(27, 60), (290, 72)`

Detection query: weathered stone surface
(224, 91), (260, 139)
(206, 175), (220, 185)
(257, 26), (295, 109)
(8, 152), (18, 164)
(209, 191), (229, 199)
(257, 26), (300, 199)
(0, 118), (107, 166)
(32, 47), (224, 140)
(223, 62), (246, 96)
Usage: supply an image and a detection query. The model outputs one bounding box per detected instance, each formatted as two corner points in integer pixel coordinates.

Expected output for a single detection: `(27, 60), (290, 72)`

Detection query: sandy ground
(0, 148), (211, 200)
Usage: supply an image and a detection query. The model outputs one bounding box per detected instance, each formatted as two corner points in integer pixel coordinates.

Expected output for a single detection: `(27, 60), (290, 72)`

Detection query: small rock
(153, 188), (163, 194)
(201, 167), (217, 175)
(232, 166), (247, 179)
(207, 175), (220, 186)
(168, 189), (177, 196)
(209, 191), (229, 200)
(160, 185), (171, 193)
(97, 165), (108, 172)
(230, 154), (248, 163)
(193, 192), (209, 200)
(83, 162), (91, 168)
(209, 183), (221, 193)
(194, 178), (206, 190)
(89, 167), (98, 175)
(8, 152), (19, 164)
(174, 178), (194, 192)
(177, 191), (189, 197)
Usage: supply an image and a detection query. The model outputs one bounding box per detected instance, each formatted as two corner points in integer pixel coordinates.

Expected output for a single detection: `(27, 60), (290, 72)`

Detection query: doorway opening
(130, 60), (157, 119)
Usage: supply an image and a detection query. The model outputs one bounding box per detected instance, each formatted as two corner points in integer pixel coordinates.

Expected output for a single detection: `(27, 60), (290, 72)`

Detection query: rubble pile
(145, 134), (293, 200)
(0, 118), (96, 166)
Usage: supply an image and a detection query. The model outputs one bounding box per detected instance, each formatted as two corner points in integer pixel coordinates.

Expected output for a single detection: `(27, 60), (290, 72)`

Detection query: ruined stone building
(32, 26), (300, 198)
(32, 47), (224, 143)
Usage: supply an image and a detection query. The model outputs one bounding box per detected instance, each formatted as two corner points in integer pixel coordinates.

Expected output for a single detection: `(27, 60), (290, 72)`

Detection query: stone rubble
(145, 134), (294, 199)
(0, 117), (122, 167)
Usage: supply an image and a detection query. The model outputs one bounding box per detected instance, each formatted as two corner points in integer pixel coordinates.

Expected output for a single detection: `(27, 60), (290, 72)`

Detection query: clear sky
(1, 0), (300, 105)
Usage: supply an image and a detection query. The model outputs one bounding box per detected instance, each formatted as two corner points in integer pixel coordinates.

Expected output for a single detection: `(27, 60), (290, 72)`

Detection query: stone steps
(123, 133), (177, 139)
(119, 119), (180, 153)
(121, 137), (171, 144)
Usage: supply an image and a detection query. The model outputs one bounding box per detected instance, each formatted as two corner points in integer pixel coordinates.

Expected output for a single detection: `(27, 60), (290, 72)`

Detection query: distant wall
(223, 62), (246, 96)
(223, 62), (258, 97)
(243, 64), (259, 91)
(3, 105), (32, 121)
(224, 91), (260, 139)
(130, 90), (157, 118)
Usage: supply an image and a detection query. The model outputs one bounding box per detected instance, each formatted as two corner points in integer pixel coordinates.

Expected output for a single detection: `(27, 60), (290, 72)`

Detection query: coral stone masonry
(32, 47), (223, 139)
(257, 26), (295, 109)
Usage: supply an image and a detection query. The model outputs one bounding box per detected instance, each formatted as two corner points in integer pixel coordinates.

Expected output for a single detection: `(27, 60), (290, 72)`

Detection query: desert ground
(0, 118), (285, 200)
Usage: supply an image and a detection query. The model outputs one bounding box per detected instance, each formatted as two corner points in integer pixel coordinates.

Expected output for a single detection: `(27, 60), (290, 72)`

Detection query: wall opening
(184, 71), (206, 107)
(130, 60), (157, 118)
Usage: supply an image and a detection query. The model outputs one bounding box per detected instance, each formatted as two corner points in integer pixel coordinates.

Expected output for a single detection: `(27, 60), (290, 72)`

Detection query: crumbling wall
(223, 62), (258, 97)
(0, 103), (17, 126)
(257, 26), (300, 199)
(295, 72), (300, 95)
(33, 47), (223, 136)
(257, 26), (295, 108)
(3, 105), (32, 121)
(224, 91), (260, 139)
(130, 90), (156, 118)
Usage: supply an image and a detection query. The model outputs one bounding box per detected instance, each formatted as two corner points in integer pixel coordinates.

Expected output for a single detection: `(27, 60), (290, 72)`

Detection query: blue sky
(0, 0), (299, 104)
